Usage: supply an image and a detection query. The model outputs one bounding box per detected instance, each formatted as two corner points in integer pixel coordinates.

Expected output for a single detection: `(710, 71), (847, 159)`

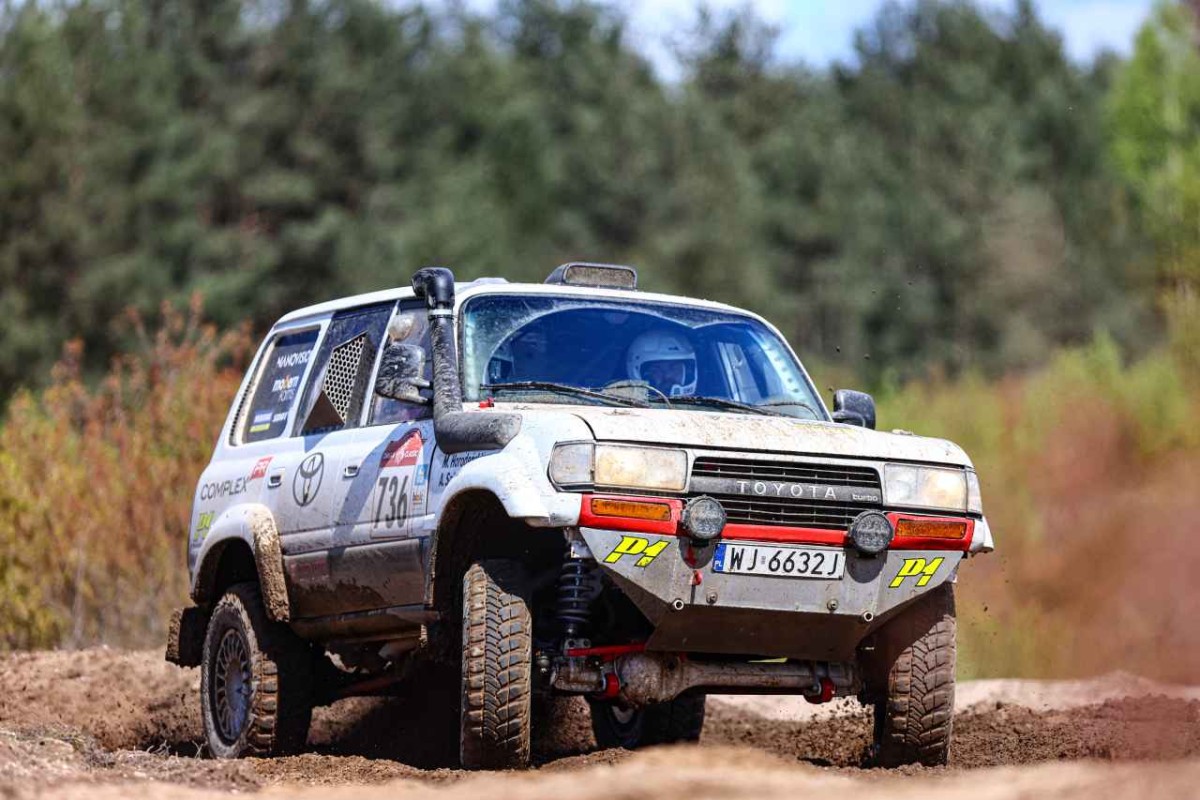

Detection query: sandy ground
(1, 648), (1198, 799)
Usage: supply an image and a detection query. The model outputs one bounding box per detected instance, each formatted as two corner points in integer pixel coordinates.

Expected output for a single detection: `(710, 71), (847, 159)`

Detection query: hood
(564, 406), (971, 467)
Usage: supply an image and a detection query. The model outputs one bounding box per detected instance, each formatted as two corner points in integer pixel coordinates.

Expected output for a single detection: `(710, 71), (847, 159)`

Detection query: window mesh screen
(322, 333), (367, 422)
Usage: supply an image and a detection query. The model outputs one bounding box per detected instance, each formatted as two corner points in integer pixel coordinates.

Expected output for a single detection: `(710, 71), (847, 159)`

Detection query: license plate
(713, 542), (845, 580)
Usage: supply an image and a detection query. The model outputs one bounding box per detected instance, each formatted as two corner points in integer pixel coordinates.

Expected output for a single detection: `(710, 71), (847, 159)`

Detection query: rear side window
(241, 329), (320, 443)
(297, 303), (393, 436)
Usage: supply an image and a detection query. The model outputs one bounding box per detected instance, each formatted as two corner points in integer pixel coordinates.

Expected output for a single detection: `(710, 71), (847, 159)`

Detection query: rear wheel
(870, 584), (956, 767)
(460, 560), (533, 769)
(200, 582), (313, 758)
(589, 695), (706, 749)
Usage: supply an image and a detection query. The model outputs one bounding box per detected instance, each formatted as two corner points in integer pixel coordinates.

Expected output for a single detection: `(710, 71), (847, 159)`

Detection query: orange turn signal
(896, 518), (968, 540)
(589, 498), (674, 522)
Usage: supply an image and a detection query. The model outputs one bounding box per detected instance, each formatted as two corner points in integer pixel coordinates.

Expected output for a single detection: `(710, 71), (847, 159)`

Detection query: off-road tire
(871, 583), (956, 767)
(460, 560), (533, 770)
(200, 582), (313, 758)
(589, 694), (706, 749)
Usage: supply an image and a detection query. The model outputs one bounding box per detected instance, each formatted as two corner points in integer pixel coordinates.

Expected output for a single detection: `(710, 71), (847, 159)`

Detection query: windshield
(461, 293), (825, 420)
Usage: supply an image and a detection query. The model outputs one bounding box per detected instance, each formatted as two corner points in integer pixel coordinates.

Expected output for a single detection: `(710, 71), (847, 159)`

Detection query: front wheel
(589, 695), (706, 750)
(870, 584), (956, 767)
(460, 560), (533, 769)
(200, 582), (313, 758)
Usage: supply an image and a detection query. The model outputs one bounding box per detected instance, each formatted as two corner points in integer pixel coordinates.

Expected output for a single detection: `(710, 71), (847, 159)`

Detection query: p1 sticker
(890, 557), (944, 588)
(604, 536), (669, 568)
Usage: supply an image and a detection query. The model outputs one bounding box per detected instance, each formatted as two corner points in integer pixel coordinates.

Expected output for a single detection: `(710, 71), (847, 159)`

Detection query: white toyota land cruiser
(167, 263), (992, 768)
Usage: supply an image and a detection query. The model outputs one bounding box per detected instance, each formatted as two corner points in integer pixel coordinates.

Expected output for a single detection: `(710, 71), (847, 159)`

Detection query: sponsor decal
(200, 477), (249, 500)
(889, 556), (944, 588)
(249, 410), (273, 434)
(293, 452), (325, 507)
(200, 458), (274, 500)
(441, 451), (483, 469)
(271, 373), (300, 395)
(380, 430), (423, 469)
(250, 456), (273, 481)
(435, 450), (486, 490)
(191, 511), (215, 546)
(604, 535), (670, 568)
(276, 350), (311, 370)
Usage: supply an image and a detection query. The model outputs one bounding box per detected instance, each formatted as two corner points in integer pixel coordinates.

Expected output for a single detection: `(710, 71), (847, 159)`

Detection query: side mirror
(832, 389), (876, 429)
(374, 341), (431, 404)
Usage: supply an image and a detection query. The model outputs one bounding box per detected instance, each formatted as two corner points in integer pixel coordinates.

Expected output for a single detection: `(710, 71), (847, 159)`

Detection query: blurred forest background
(1, 0), (1199, 679)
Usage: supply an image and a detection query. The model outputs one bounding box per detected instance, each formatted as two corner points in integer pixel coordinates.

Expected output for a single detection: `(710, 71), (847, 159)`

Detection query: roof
(272, 277), (758, 327)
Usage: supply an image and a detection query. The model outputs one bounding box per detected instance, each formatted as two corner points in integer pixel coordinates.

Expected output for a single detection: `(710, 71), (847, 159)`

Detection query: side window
(297, 303), (393, 436)
(239, 328), (320, 444)
(369, 302), (434, 426)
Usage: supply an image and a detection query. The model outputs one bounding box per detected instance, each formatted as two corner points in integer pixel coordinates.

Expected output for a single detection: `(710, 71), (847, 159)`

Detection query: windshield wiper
(661, 396), (788, 416)
(481, 381), (650, 408)
(756, 399), (822, 418)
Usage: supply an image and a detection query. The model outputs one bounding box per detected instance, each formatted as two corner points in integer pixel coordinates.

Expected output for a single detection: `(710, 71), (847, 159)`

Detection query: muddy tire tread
(460, 560), (532, 769)
(875, 584), (956, 767)
(201, 582), (313, 758)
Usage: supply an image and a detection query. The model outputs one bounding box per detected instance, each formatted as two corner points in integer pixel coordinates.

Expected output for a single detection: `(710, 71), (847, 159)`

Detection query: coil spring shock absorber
(557, 554), (600, 639)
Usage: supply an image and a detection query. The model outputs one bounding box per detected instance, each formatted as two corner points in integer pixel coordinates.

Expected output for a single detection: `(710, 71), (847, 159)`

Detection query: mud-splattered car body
(169, 264), (991, 767)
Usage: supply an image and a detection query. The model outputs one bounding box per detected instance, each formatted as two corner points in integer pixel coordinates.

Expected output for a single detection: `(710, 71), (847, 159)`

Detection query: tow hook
(804, 677), (837, 705)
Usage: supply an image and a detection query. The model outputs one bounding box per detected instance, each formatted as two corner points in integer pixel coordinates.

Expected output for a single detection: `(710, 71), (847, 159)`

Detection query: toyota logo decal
(293, 452), (325, 507)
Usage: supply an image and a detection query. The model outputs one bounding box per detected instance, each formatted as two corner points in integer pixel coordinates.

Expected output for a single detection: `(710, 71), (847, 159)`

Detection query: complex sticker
(604, 536), (670, 568)
(889, 556), (944, 588)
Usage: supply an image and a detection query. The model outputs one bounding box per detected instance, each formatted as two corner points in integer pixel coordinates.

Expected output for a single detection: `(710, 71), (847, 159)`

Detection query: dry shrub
(0, 297), (251, 650)
(879, 337), (1200, 681)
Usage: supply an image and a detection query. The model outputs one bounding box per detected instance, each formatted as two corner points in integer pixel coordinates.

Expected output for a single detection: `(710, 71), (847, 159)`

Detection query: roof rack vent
(545, 262), (637, 290)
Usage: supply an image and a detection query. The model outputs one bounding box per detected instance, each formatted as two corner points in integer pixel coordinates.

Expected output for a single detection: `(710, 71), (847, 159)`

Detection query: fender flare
(437, 433), (581, 528)
(191, 503), (291, 621)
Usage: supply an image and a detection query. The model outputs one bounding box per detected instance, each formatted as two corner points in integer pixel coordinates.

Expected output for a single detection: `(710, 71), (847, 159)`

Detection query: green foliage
(1108, 1), (1200, 380)
(0, 0), (1158, 401)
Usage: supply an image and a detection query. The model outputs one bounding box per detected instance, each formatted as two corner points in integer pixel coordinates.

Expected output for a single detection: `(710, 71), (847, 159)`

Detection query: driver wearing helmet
(626, 330), (697, 397)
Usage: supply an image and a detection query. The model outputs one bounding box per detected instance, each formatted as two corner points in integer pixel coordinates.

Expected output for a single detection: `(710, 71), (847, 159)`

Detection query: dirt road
(1, 649), (1198, 799)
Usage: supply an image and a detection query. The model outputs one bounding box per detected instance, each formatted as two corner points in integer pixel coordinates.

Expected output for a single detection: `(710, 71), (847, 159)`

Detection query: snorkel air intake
(411, 267), (521, 454)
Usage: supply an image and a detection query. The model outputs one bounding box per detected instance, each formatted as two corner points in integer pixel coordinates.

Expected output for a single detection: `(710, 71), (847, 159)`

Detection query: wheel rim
(609, 705), (638, 727)
(212, 627), (252, 744)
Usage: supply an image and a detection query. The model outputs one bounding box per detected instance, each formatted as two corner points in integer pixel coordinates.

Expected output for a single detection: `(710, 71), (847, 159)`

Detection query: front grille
(688, 457), (883, 530)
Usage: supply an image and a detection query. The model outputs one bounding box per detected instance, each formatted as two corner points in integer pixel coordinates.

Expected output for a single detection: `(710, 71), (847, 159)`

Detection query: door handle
(267, 473), (283, 488)
(343, 465), (359, 478)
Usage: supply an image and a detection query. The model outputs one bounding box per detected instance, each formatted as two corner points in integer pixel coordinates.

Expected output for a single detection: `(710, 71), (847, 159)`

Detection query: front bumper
(580, 526), (962, 661)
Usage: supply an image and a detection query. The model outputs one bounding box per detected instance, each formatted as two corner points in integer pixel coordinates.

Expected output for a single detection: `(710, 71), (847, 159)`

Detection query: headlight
(549, 443), (687, 493)
(884, 464), (969, 513)
(966, 471), (983, 514)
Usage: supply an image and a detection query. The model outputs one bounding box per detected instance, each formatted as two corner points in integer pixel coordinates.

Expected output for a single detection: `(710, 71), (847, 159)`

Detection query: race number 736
(375, 475), (409, 527)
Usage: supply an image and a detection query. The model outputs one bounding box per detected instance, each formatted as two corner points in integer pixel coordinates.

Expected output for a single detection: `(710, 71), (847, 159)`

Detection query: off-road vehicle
(167, 263), (993, 767)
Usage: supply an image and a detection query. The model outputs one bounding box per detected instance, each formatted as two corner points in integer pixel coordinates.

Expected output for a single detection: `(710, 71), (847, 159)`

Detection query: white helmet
(626, 330), (697, 397)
